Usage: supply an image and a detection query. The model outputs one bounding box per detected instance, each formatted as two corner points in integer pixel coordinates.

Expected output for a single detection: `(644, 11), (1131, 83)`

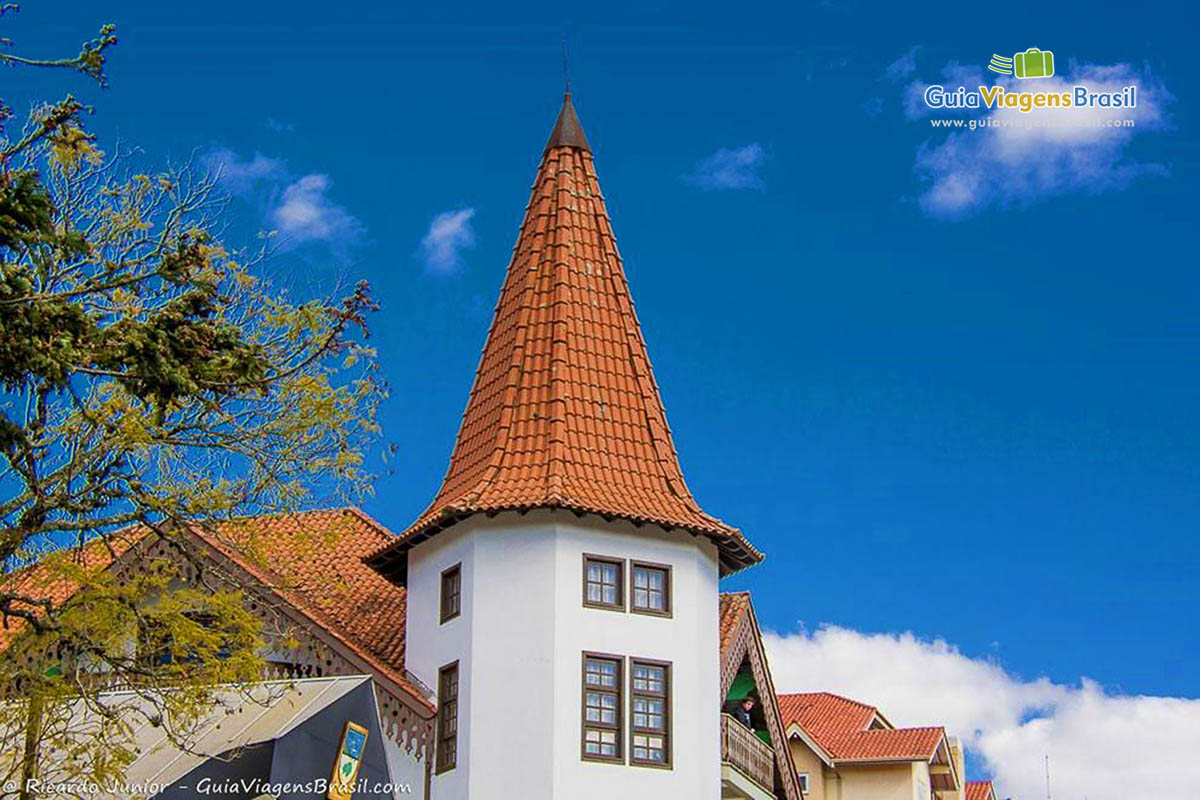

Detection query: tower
(370, 93), (762, 799)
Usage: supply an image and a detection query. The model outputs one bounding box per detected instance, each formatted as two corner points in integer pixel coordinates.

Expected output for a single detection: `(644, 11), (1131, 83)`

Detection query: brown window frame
(581, 652), (624, 763)
(440, 563), (462, 624)
(436, 661), (459, 774)
(630, 561), (672, 617)
(582, 554), (626, 612)
(629, 658), (671, 769)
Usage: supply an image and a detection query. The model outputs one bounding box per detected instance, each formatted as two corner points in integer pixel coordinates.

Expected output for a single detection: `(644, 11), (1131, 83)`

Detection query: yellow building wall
(787, 739), (828, 800)
(837, 764), (922, 800)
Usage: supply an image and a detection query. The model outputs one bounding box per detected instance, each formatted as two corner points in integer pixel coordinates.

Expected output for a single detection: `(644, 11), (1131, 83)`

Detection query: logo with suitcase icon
(988, 48), (1055, 79)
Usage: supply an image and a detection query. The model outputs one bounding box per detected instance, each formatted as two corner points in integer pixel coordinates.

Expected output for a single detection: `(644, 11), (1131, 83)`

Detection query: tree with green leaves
(0, 8), (386, 796)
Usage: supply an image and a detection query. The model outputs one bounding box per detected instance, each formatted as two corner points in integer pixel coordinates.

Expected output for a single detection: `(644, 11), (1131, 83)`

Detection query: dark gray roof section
(544, 92), (590, 152)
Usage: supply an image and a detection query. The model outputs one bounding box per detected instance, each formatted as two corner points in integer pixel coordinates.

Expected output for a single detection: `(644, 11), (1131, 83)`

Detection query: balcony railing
(720, 713), (775, 792)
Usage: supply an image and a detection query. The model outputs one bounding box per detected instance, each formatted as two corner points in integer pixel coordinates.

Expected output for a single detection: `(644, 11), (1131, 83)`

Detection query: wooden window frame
(436, 661), (459, 774)
(582, 554), (626, 612)
(630, 561), (672, 618)
(581, 652), (624, 763)
(440, 563), (462, 624)
(629, 657), (672, 769)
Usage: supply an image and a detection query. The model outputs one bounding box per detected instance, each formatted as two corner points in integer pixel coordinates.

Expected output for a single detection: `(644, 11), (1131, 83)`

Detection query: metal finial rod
(562, 38), (570, 94)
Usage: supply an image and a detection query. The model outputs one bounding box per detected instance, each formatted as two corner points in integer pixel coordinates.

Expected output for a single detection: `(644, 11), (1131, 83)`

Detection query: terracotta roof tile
(778, 690), (949, 763)
(824, 726), (946, 762)
(718, 591), (751, 657)
(966, 780), (997, 800)
(778, 691), (883, 754)
(0, 532), (142, 650)
(0, 509), (430, 712)
(368, 96), (762, 576)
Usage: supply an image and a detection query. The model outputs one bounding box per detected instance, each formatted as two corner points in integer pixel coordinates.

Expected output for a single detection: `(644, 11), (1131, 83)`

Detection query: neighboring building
(0, 510), (437, 797)
(777, 691), (964, 800)
(719, 593), (803, 800)
(1, 93), (814, 800)
(965, 780), (998, 800)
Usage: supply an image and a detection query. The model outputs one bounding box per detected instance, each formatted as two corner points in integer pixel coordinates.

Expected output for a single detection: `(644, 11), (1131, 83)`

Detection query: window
(630, 562), (671, 616)
(436, 662), (459, 773)
(582, 654), (623, 762)
(630, 659), (671, 767)
(583, 555), (624, 610)
(799, 773), (810, 794)
(440, 563), (462, 623)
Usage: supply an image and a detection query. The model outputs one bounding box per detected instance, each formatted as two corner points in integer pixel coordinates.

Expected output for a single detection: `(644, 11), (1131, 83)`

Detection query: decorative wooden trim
(719, 597), (804, 800)
(110, 533), (436, 761)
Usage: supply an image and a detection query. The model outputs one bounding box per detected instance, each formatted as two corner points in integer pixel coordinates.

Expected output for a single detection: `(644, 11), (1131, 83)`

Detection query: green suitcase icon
(1014, 48), (1054, 79)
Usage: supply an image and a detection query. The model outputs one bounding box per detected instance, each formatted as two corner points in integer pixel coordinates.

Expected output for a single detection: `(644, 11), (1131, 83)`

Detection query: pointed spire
(368, 95), (762, 578)
(544, 92), (590, 152)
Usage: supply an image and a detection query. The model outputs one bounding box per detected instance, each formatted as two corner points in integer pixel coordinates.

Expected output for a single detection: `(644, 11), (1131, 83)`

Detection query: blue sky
(8, 1), (1199, 793)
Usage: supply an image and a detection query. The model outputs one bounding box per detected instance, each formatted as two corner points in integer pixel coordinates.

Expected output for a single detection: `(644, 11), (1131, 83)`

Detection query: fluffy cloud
(419, 208), (476, 274)
(270, 174), (362, 246)
(205, 148), (362, 249)
(204, 148), (285, 194)
(908, 62), (1171, 219)
(763, 624), (1200, 800)
(685, 144), (770, 191)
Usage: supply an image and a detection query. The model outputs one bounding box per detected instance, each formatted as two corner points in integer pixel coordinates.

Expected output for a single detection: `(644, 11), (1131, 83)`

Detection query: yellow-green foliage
(0, 11), (386, 795)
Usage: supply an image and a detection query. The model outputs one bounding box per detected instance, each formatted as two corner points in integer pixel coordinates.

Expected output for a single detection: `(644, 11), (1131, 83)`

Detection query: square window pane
(585, 728), (617, 757)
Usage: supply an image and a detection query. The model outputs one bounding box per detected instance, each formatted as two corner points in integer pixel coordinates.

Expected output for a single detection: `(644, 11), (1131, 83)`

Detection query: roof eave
(365, 504), (763, 579)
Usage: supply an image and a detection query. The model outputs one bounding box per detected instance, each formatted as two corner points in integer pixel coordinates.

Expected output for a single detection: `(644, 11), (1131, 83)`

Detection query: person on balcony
(733, 696), (757, 730)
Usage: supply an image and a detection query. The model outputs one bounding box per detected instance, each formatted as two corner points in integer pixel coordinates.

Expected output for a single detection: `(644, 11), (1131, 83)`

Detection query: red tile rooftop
(368, 95), (761, 576)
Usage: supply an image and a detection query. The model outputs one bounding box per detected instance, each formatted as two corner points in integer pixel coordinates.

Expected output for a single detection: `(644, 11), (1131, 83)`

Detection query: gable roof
(777, 690), (948, 764)
(0, 531), (144, 650)
(824, 726), (947, 762)
(966, 780), (997, 800)
(367, 94), (762, 578)
(718, 592), (804, 800)
(0, 508), (430, 713)
(719, 591), (752, 656)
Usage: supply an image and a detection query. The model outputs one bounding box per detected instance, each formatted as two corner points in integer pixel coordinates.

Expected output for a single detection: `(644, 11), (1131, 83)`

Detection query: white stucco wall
(405, 510), (722, 800)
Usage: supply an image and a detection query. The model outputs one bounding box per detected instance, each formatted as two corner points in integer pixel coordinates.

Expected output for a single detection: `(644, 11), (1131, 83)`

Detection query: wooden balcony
(720, 713), (775, 799)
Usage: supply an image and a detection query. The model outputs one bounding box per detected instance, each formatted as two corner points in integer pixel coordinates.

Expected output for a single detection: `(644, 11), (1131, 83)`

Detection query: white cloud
(419, 208), (476, 274)
(764, 624), (1200, 800)
(686, 144), (770, 191)
(205, 147), (363, 250)
(886, 46), (920, 82)
(204, 148), (285, 195)
(270, 174), (362, 247)
(908, 62), (1171, 219)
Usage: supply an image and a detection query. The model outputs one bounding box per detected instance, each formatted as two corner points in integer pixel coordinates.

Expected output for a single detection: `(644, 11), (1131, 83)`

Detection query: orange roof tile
(719, 591), (751, 656)
(778, 691), (883, 754)
(778, 690), (946, 762)
(966, 780), (997, 800)
(368, 95), (762, 576)
(0, 532), (143, 650)
(824, 726), (946, 762)
(0, 509), (430, 712)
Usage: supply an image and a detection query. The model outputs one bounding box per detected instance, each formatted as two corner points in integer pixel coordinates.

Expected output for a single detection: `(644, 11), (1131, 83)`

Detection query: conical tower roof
(370, 94), (762, 577)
